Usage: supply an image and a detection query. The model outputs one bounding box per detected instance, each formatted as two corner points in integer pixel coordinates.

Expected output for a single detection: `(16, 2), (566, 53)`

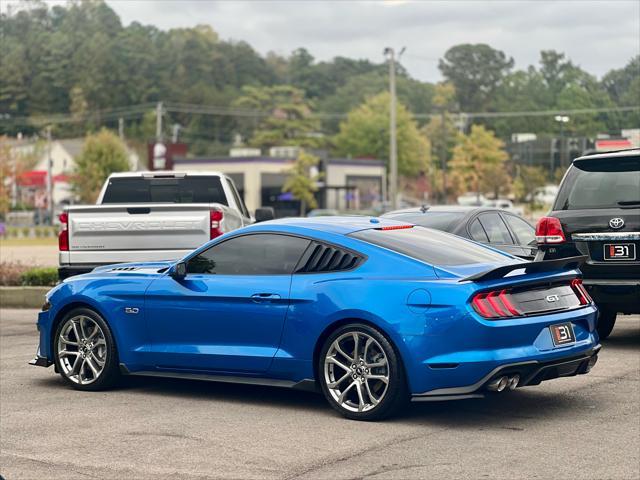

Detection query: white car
(485, 199), (525, 216)
(58, 171), (273, 279)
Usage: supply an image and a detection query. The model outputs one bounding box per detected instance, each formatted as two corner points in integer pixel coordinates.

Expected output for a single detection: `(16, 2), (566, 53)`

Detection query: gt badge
(125, 307), (139, 314)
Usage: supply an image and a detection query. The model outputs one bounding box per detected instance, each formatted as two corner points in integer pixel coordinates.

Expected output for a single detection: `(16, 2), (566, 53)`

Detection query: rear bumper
(412, 344), (601, 401)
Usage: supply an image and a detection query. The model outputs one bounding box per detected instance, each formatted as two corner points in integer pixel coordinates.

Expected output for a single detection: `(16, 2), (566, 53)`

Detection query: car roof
(574, 148), (640, 163)
(245, 216), (411, 235)
(107, 171), (227, 178)
(384, 205), (494, 216)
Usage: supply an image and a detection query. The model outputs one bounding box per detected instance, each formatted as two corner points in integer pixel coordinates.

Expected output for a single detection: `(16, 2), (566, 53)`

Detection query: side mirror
(170, 261), (187, 280)
(254, 207), (275, 223)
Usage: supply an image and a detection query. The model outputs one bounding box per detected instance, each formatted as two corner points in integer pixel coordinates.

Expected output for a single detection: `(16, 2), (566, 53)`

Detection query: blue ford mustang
(31, 217), (600, 420)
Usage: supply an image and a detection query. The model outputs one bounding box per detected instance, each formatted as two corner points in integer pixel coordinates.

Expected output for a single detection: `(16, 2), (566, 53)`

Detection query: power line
(1, 103), (638, 127)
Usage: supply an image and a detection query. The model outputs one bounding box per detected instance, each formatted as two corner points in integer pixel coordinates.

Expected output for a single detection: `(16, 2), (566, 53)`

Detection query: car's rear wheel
(53, 308), (119, 390)
(596, 308), (617, 340)
(318, 323), (407, 420)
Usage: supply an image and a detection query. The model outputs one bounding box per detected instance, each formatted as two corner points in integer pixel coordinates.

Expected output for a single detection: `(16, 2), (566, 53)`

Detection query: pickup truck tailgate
(68, 204), (211, 252)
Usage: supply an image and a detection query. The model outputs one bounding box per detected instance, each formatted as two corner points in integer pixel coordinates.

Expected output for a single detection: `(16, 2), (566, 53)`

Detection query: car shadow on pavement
(401, 388), (597, 427)
(601, 328), (640, 350)
(34, 373), (600, 425)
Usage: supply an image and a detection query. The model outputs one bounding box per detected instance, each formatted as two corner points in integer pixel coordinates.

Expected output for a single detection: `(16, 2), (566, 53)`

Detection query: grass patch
(0, 237), (58, 247)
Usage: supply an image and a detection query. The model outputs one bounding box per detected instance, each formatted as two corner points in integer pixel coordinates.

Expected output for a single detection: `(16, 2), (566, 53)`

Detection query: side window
(478, 213), (514, 245)
(469, 218), (489, 243)
(504, 215), (535, 245)
(226, 178), (250, 218)
(188, 234), (310, 275)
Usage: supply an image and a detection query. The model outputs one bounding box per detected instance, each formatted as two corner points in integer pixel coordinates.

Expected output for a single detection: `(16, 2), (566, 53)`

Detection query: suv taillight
(570, 278), (592, 305)
(210, 208), (223, 240)
(58, 212), (69, 251)
(535, 216), (566, 244)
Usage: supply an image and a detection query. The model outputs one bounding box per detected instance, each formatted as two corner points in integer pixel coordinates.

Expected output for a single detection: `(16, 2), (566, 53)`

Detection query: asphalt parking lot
(1, 309), (638, 480)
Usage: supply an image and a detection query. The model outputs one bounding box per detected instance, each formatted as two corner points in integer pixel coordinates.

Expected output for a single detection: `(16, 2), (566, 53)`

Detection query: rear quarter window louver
(296, 242), (363, 273)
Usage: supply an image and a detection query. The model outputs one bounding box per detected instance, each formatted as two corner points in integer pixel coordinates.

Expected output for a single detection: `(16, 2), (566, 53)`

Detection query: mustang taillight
(535, 216), (566, 244)
(570, 278), (592, 305)
(210, 208), (224, 240)
(471, 289), (522, 319)
(58, 212), (69, 251)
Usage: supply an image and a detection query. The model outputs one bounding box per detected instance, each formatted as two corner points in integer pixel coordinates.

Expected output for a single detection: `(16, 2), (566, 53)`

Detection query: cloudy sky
(9, 0), (640, 81)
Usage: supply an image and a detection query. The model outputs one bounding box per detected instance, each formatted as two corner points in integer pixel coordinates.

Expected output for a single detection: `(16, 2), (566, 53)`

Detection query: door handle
(251, 293), (281, 303)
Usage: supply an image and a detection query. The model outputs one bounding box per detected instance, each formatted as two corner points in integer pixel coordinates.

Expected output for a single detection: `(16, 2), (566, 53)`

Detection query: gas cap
(406, 289), (431, 314)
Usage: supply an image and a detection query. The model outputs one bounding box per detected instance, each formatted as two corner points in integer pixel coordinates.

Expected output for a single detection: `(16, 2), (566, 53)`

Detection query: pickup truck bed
(58, 171), (252, 279)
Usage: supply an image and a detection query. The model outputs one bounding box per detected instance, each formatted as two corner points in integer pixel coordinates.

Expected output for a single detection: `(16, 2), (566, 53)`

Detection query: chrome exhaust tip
(497, 376), (509, 392)
(508, 375), (520, 390)
(487, 376), (509, 392)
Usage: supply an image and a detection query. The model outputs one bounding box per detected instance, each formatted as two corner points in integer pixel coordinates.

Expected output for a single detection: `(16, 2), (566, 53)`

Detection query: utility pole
(172, 123), (180, 144)
(384, 47), (405, 210)
(155, 102), (163, 142)
(118, 117), (124, 140)
(440, 109), (447, 203)
(45, 126), (53, 225)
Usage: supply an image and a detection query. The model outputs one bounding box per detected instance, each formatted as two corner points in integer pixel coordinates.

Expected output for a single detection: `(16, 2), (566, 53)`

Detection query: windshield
(386, 212), (466, 232)
(102, 177), (228, 205)
(554, 159), (640, 210)
(349, 226), (510, 266)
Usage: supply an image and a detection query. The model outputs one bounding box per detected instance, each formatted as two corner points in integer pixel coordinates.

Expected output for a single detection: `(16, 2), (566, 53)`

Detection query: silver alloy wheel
(56, 315), (107, 385)
(324, 331), (390, 413)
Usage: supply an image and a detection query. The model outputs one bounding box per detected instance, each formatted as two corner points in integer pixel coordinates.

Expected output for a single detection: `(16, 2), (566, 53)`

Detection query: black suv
(535, 149), (640, 339)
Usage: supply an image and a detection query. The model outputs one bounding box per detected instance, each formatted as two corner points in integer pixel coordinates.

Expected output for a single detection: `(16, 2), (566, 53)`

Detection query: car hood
(71, 261), (175, 280)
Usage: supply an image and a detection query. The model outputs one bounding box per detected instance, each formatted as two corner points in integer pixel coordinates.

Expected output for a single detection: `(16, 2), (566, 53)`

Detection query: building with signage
(173, 153), (385, 217)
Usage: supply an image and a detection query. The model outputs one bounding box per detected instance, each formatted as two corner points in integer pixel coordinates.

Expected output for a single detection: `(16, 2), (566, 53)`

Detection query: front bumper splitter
(29, 355), (52, 368)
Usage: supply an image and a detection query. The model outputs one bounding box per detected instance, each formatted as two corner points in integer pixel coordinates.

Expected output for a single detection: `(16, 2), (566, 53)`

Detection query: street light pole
(45, 126), (53, 225)
(384, 47), (405, 211)
(554, 115), (569, 173)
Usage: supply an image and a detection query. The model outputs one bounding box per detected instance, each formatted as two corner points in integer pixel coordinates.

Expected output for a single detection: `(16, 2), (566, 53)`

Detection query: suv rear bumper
(583, 279), (640, 314)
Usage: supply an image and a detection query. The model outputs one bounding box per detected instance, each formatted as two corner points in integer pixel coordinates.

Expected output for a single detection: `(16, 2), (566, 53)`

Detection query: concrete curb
(0, 286), (50, 309)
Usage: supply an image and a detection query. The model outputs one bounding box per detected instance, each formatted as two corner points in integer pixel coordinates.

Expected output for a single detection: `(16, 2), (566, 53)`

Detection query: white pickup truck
(58, 171), (272, 279)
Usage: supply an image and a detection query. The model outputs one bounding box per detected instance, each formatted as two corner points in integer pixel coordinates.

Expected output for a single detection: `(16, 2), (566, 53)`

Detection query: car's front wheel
(596, 309), (617, 340)
(318, 323), (407, 420)
(53, 308), (119, 390)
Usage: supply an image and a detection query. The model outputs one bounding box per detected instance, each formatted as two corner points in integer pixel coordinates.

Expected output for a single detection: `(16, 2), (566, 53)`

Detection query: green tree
(439, 44), (514, 111)
(333, 92), (430, 176)
(514, 165), (548, 206)
(72, 129), (130, 203)
(319, 71), (434, 133)
(233, 85), (322, 150)
(282, 150), (322, 215)
(449, 125), (510, 198)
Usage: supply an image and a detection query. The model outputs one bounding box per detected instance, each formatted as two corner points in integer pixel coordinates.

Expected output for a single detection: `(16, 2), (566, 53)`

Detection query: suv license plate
(550, 323), (576, 347)
(603, 243), (636, 261)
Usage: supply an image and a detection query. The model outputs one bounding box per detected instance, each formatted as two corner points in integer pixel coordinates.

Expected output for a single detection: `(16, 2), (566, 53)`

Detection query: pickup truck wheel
(596, 309), (617, 340)
(54, 308), (119, 391)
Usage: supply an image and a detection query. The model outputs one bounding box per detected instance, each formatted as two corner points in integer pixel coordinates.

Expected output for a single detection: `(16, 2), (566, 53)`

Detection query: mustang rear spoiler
(461, 255), (587, 283)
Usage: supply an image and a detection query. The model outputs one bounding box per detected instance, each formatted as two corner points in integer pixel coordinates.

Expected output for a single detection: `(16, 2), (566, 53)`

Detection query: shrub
(21, 227), (31, 238)
(21, 267), (58, 286)
(0, 261), (28, 286)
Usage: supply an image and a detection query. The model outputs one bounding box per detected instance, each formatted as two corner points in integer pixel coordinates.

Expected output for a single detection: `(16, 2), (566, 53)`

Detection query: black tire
(53, 307), (120, 391)
(596, 308), (617, 340)
(318, 323), (408, 421)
